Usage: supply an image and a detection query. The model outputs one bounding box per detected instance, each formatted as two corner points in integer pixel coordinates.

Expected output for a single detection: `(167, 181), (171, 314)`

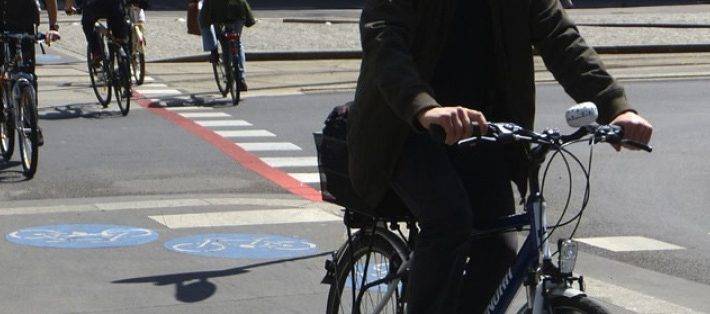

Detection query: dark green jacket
(200, 0), (256, 27)
(347, 0), (634, 207)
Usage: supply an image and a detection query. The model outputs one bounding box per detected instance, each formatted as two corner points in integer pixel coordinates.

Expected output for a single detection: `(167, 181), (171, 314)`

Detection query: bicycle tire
(326, 228), (409, 314)
(212, 42), (229, 96)
(87, 35), (112, 107)
(17, 84), (38, 179)
(0, 88), (15, 161)
(132, 52), (145, 86)
(547, 295), (610, 314)
(228, 53), (240, 106)
(113, 45), (131, 116)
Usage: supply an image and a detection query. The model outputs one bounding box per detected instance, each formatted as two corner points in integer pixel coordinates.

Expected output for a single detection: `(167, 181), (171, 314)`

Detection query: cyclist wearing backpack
(347, 0), (653, 313)
(199, 0), (255, 91)
(65, 0), (130, 67)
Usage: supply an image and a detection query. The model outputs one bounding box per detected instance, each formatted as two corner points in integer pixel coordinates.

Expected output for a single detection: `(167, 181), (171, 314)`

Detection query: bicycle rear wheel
(113, 45), (131, 116)
(326, 228), (409, 314)
(17, 84), (38, 179)
(212, 42), (229, 96)
(228, 50), (240, 106)
(87, 35), (112, 107)
(0, 87), (14, 161)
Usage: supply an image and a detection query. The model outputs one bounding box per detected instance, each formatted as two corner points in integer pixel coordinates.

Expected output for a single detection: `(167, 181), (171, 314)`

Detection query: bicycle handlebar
(429, 122), (653, 152)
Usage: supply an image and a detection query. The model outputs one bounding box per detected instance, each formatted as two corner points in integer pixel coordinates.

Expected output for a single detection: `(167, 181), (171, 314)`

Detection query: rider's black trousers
(390, 133), (518, 314)
(81, 0), (128, 57)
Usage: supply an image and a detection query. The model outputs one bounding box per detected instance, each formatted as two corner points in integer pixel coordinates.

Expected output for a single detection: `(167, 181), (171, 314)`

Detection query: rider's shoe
(238, 79), (248, 92)
(209, 49), (219, 64)
(37, 127), (44, 147)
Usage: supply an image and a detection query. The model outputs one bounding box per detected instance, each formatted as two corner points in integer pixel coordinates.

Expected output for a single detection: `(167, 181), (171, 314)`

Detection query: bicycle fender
(548, 287), (587, 299)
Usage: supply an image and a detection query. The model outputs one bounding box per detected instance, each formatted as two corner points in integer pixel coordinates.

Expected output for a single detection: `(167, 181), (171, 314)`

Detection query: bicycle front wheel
(17, 84), (38, 179)
(326, 228), (409, 314)
(113, 46), (131, 116)
(547, 295), (610, 314)
(0, 88), (15, 161)
(131, 51), (145, 86)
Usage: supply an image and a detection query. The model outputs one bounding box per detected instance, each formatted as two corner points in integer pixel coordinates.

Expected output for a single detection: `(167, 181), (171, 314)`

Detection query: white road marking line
(585, 277), (702, 314)
(196, 120), (252, 127)
(142, 76), (155, 82)
(0, 197), (326, 216)
(288, 173), (321, 183)
(136, 89), (182, 96)
(576, 236), (685, 252)
(149, 208), (341, 229)
(95, 199), (211, 210)
(237, 142), (302, 152)
(165, 106), (213, 111)
(215, 130), (276, 137)
(261, 157), (318, 168)
(179, 112), (232, 118)
(139, 83), (168, 88)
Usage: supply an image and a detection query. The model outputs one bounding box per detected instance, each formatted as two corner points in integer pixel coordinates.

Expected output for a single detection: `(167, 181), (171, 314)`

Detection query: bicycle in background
(128, 1), (146, 85)
(87, 19), (132, 116)
(211, 23), (243, 106)
(0, 32), (49, 178)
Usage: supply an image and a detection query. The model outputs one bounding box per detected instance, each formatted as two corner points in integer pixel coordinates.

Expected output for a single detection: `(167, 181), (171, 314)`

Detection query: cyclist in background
(199, 0), (255, 91)
(65, 0), (129, 68)
(0, 0), (61, 146)
(128, 0), (147, 50)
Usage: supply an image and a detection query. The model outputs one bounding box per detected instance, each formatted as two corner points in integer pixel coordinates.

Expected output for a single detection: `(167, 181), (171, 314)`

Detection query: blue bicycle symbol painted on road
(6, 224), (158, 249)
(165, 233), (318, 259)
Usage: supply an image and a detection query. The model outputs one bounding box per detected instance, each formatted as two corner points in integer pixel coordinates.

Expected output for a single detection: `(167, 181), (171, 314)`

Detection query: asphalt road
(0, 50), (708, 313)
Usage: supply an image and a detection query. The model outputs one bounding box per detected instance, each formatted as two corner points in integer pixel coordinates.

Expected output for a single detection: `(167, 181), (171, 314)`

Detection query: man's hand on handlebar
(610, 111), (653, 152)
(417, 106), (488, 145)
(45, 30), (61, 46)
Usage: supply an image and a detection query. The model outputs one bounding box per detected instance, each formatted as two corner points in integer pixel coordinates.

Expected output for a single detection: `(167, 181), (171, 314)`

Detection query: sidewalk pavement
(50, 5), (710, 62)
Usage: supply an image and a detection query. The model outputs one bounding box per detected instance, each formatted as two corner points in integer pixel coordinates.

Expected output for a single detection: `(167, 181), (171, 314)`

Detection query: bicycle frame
(352, 143), (584, 314)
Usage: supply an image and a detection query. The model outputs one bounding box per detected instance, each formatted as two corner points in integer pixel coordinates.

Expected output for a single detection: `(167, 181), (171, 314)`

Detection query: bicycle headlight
(558, 239), (578, 275)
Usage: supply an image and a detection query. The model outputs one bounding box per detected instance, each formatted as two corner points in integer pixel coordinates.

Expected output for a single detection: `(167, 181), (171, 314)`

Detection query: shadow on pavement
(111, 251), (330, 303)
(141, 93), (237, 109)
(0, 161), (27, 183)
(38, 103), (125, 120)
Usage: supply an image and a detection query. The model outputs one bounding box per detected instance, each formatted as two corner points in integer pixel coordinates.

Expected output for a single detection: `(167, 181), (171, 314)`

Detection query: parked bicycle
(87, 19), (132, 116)
(211, 23), (243, 106)
(316, 103), (652, 314)
(0, 32), (48, 179)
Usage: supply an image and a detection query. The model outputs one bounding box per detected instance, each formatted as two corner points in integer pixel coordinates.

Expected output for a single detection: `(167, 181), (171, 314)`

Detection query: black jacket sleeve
(530, 0), (634, 123)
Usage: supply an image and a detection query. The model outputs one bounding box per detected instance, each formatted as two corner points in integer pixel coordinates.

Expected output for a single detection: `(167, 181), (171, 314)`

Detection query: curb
(282, 18), (358, 24)
(150, 44), (710, 63)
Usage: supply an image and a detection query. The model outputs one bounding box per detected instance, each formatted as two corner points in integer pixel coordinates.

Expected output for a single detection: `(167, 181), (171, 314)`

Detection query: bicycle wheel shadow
(0, 161), (27, 183)
(142, 93), (239, 109)
(38, 103), (125, 120)
(111, 251), (330, 303)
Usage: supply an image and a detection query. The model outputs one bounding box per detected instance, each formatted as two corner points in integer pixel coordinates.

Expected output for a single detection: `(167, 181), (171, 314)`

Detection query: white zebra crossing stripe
(216, 130), (276, 137)
(236, 142), (302, 152)
(166, 106), (214, 111)
(196, 120), (252, 127)
(139, 83), (168, 88)
(576, 236), (685, 252)
(148, 208), (341, 229)
(261, 157), (318, 168)
(179, 112), (232, 118)
(288, 173), (320, 183)
(142, 76), (155, 82)
(585, 277), (702, 313)
(136, 89), (182, 96)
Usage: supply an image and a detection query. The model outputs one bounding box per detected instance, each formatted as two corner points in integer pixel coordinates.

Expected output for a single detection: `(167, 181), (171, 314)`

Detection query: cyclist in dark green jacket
(199, 0), (255, 91)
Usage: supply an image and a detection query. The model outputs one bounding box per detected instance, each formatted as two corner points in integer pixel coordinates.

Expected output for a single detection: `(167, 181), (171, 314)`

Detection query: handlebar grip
(621, 139), (654, 152)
